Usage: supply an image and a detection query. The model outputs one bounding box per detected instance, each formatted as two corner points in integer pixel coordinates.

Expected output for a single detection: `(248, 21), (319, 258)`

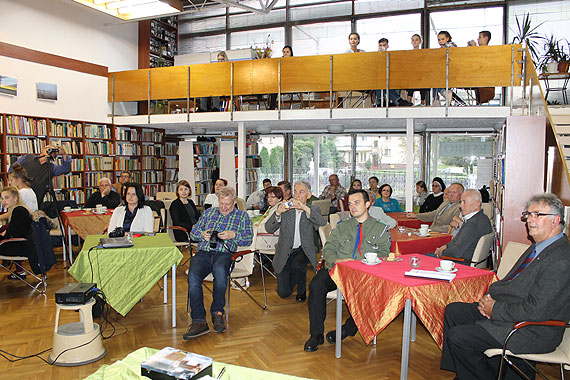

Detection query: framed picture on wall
(0, 75), (17, 96)
(37, 82), (57, 100)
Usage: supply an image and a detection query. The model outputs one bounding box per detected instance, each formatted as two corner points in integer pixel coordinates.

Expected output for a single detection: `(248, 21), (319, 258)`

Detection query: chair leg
(0, 263), (46, 294)
(226, 275), (230, 325)
(230, 277), (266, 310)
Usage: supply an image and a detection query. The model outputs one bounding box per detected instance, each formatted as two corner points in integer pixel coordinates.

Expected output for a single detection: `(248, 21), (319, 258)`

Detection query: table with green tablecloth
(84, 347), (315, 380)
(68, 234), (182, 327)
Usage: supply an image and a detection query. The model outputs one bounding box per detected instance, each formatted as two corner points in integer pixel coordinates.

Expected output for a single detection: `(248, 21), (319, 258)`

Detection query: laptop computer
(99, 237), (134, 249)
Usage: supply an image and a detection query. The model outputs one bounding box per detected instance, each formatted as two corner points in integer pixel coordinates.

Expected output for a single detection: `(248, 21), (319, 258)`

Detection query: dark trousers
(187, 250), (233, 322)
(308, 267), (357, 336)
(277, 247), (310, 298)
(441, 302), (535, 380)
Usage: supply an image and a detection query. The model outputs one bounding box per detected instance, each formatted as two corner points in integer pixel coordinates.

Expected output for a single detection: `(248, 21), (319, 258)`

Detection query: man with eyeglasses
(113, 171), (131, 194)
(440, 193), (570, 380)
(303, 188), (390, 352)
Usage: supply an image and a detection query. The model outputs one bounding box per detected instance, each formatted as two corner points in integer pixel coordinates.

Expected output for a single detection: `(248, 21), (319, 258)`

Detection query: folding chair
(0, 238), (46, 294)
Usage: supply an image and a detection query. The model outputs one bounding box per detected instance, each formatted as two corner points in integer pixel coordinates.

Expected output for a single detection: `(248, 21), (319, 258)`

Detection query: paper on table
(404, 269), (456, 282)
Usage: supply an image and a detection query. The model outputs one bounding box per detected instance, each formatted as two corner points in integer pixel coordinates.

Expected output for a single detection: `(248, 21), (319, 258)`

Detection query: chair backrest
(329, 213), (341, 229)
(231, 251), (255, 278)
(153, 210), (164, 233)
(471, 232), (494, 268)
(312, 199), (331, 217)
(481, 203), (493, 224)
(156, 192), (177, 201)
(236, 197), (246, 211)
(319, 223), (333, 246)
(497, 241), (530, 280)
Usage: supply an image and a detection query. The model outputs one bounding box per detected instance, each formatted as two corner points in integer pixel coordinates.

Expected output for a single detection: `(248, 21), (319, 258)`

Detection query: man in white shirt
(434, 189), (492, 262)
(246, 178), (272, 210)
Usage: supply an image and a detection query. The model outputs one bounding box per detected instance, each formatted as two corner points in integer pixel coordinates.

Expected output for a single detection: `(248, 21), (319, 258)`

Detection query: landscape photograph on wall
(0, 75), (17, 96)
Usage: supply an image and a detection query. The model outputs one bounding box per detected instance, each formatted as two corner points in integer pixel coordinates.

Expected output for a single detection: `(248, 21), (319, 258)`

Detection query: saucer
(361, 258), (381, 266)
(435, 267), (458, 273)
(93, 211), (107, 215)
(62, 209), (73, 213)
(415, 232), (430, 237)
(381, 257), (403, 262)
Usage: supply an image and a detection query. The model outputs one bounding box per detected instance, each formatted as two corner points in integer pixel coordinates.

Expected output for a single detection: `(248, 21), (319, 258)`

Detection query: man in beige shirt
(406, 183), (464, 233)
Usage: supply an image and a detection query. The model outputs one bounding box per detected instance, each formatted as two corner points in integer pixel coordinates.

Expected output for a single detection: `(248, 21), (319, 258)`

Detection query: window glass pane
(180, 7), (226, 20)
(431, 134), (494, 190)
(357, 13), (422, 52)
(292, 21), (351, 56)
(355, 135), (420, 201)
(355, 0), (423, 15)
(179, 16), (225, 35)
(429, 7), (504, 48)
(179, 34), (225, 55)
(229, 0), (286, 14)
(290, 2), (351, 21)
(230, 8), (285, 28)
(258, 135), (284, 188)
(230, 27), (285, 56)
(319, 135), (352, 192)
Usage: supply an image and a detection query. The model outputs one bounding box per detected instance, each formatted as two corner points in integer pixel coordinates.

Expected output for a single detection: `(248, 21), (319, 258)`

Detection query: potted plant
(539, 35), (562, 73)
(511, 12), (544, 65)
(558, 39), (570, 73)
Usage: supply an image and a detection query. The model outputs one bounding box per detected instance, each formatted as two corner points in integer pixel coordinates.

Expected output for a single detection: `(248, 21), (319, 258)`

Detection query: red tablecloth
(388, 212), (432, 229)
(329, 255), (496, 347)
(61, 210), (113, 240)
(390, 229), (452, 255)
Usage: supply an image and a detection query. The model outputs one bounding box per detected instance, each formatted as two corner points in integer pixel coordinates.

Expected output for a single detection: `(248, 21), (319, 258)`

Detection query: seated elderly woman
(0, 186), (37, 279)
(253, 186), (284, 233)
(373, 183), (403, 213)
(108, 183), (154, 233)
(169, 180), (201, 242)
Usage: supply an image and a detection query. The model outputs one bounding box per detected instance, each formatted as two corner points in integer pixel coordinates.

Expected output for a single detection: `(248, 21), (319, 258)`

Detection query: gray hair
(98, 177), (111, 186)
(526, 193), (565, 226)
(218, 186), (236, 201)
(294, 181), (311, 192)
(464, 189), (482, 203)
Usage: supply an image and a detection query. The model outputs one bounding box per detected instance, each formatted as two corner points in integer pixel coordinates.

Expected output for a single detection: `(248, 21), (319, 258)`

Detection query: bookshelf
(1, 113), (174, 204)
(246, 135), (262, 196)
(193, 140), (219, 206)
(138, 16), (177, 69)
(165, 138), (180, 192)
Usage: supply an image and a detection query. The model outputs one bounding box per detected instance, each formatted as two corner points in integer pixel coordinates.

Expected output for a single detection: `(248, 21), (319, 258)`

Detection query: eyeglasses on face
(521, 211), (556, 220)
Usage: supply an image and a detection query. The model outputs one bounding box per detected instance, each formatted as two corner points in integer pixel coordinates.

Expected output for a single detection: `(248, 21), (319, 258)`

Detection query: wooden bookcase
(1, 113), (176, 203)
(193, 140), (219, 206)
(138, 16), (178, 69)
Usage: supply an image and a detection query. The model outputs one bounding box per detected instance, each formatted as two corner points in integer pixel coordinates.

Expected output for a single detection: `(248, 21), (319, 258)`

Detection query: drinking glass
(409, 256), (421, 268)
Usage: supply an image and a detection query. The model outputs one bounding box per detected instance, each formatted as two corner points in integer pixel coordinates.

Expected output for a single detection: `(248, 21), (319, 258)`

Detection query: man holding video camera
(184, 186), (253, 340)
(11, 144), (71, 206)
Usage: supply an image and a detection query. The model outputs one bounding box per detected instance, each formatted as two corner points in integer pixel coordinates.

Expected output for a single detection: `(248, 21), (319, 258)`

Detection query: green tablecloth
(84, 347), (314, 380)
(68, 234), (182, 316)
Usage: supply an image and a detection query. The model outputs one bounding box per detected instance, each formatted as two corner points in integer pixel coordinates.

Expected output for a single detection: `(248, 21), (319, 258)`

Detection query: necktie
(506, 248), (537, 281)
(436, 202), (452, 218)
(352, 223), (363, 259)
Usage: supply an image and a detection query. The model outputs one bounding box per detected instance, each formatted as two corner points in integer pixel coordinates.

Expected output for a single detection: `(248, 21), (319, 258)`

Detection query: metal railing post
(111, 73), (115, 124)
(278, 59), (281, 119)
(445, 48), (449, 117)
(187, 66), (190, 122)
(230, 63), (234, 121)
(521, 47), (528, 113)
(385, 52), (389, 118)
(510, 45), (515, 115)
(330, 56), (333, 118)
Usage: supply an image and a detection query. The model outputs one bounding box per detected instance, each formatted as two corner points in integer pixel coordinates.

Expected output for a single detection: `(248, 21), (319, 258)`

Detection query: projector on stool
(55, 283), (96, 305)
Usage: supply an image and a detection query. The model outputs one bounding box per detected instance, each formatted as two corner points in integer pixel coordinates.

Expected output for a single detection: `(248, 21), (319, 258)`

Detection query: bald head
(447, 183), (464, 203)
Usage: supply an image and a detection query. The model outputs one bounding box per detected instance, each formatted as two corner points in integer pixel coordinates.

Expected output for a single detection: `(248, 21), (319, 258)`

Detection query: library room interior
(1, 0), (570, 379)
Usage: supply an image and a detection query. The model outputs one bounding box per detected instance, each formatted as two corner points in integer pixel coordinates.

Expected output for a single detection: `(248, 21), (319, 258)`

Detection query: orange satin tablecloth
(390, 229), (452, 255)
(387, 212), (432, 229)
(329, 255), (496, 347)
(60, 210), (113, 240)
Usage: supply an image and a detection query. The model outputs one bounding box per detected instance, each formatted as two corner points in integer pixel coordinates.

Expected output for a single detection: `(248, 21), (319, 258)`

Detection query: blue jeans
(187, 250), (233, 321)
(374, 89), (401, 105)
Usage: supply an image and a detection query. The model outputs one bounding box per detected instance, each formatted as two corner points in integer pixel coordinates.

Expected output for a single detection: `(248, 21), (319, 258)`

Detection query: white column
(237, 122), (246, 199)
(405, 118), (414, 212)
(179, 140), (196, 203)
(313, 135), (320, 193)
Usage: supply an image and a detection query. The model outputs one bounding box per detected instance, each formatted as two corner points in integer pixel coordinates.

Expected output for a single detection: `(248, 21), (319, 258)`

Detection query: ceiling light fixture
(73, 0), (183, 21)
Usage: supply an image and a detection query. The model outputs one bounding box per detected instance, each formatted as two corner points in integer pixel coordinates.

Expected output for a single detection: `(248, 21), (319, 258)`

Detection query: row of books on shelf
(165, 157), (178, 168)
(71, 158), (85, 171)
(195, 169), (214, 181)
(246, 169), (258, 182)
(144, 184), (164, 197)
(142, 144), (163, 155)
(86, 172), (113, 187)
(86, 141), (113, 155)
(246, 156), (262, 168)
(195, 182), (211, 195)
(165, 169), (178, 182)
(85, 124), (111, 139)
(115, 158), (140, 170)
(116, 128), (139, 141)
(49, 139), (83, 155)
(6, 136), (46, 154)
(142, 157), (165, 170)
(194, 143), (218, 155)
(195, 156), (217, 168)
(86, 157), (113, 171)
(55, 189), (85, 204)
(49, 120), (83, 138)
(117, 143), (139, 155)
(246, 142), (258, 155)
(165, 143), (177, 155)
(53, 174), (83, 189)
(143, 171), (164, 183)
(245, 182), (257, 195)
(4, 115), (48, 135)
(142, 130), (164, 143)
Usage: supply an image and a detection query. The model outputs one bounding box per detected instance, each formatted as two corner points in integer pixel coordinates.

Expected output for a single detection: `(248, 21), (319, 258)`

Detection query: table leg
(335, 288), (343, 359)
(67, 226), (74, 265)
(172, 264), (176, 328)
(163, 274), (168, 304)
(400, 298), (412, 380)
(411, 312), (417, 342)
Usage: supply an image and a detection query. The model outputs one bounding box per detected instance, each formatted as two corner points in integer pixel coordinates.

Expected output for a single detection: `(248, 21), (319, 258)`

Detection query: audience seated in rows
(169, 180), (201, 242)
(415, 180), (428, 211)
(407, 182), (464, 233)
(373, 183), (403, 213)
(421, 177), (446, 213)
(108, 183), (154, 234)
(319, 174), (347, 214)
(85, 177), (121, 209)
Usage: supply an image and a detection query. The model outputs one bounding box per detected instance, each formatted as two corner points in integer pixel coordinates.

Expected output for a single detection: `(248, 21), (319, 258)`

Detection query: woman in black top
(169, 180), (201, 242)
(420, 177), (446, 213)
(0, 186), (35, 278)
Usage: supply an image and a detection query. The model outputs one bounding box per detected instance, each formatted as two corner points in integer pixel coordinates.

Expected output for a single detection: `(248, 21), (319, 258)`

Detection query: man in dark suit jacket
(265, 181), (326, 302)
(434, 189), (493, 263)
(441, 193), (570, 380)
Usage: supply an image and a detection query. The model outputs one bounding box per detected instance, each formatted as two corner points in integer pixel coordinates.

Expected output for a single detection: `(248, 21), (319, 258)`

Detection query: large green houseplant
(511, 12), (544, 65)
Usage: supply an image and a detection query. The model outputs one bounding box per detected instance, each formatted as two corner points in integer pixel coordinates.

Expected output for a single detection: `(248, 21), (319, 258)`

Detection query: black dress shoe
(296, 293), (306, 302)
(326, 325), (357, 344)
(396, 98), (413, 107)
(303, 335), (324, 352)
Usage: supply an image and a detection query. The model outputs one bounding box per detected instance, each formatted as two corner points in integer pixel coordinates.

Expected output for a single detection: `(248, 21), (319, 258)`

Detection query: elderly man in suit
(440, 193), (570, 380)
(434, 189), (492, 263)
(265, 181), (326, 302)
(407, 182), (464, 233)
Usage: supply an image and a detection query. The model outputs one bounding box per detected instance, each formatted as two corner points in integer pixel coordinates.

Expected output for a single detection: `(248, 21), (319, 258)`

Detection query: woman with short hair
(169, 180), (201, 242)
(203, 178), (228, 209)
(373, 183), (403, 213)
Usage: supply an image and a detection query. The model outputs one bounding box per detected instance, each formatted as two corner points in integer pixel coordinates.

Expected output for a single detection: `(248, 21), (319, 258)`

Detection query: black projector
(55, 283), (96, 305)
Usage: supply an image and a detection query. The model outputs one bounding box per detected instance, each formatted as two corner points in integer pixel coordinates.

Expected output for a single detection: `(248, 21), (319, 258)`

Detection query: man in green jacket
(304, 188), (391, 352)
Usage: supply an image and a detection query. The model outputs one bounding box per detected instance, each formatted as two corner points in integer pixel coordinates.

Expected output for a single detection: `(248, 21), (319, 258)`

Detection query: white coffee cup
(364, 252), (377, 263)
(419, 224), (429, 235)
(96, 204), (103, 209)
(63, 206), (71, 212)
(440, 260), (455, 271)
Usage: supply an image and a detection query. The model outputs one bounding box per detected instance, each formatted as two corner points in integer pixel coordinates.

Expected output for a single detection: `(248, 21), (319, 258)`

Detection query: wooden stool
(48, 298), (106, 366)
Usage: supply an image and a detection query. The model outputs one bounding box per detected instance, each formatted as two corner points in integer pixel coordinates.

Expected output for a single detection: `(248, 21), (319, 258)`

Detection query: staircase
(550, 106), (570, 171)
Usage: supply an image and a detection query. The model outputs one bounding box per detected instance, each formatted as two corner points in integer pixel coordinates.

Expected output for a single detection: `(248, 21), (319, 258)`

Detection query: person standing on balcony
(344, 32), (365, 53)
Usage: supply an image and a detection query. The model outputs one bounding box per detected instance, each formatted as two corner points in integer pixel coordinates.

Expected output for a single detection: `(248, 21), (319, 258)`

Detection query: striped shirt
(190, 206), (253, 253)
